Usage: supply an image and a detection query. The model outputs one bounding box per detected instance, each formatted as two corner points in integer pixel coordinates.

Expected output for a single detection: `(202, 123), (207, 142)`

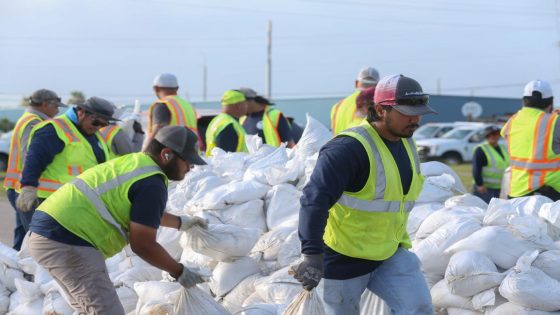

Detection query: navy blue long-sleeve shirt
(471, 144), (504, 187)
(20, 108), (106, 188)
(299, 133), (412, 279)
(215, 124), (240, 152)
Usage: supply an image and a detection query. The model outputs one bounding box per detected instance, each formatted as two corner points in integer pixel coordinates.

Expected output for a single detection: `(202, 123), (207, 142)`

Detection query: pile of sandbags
(409, 181), (560, 314)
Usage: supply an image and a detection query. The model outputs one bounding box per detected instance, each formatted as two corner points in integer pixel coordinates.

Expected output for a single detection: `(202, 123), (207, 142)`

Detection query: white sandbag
(294, 114), (332, 158)
(282, 289), (326, 315)
(447, 308), (483, 315)
(421, 161), (466, 192)
(360, 290), (389, 315)
(490, 302), (560, 315)
(471, 288), (497, 311)
(484, 198), (516, 226)
(265, 184), (302, 230)
(243, 291), (267, 307)
(445, 251), (505, 297)
(417, 174), (458, 203)
(173, 286), (230, 315)
(133, 281), (181, 314)
(244, 145), (290, 185)
(277, 230), (302, 268)
(255, 267), (302, 305)
(42, 290), (73, 315)
(407, 202), (444, 240)
(414, 217), (482, 275)
(137, 300), (174, 315)
(264, 156), (304, 186)
(196, 180), (270, 210)
(8, 297), (43, 315)
(242, 303), (286, 315)
(0, 242), (18, 269)
(445, 226), (542, 269)
(447, 193), (487, 208)
(106, 249), (127, 274)
(0, 283), (9, 314)
(431, 279), (475, 310)
(209, 257), (260, 297)
(156, 226), (183, 260)
(499, 250), (560, 311)
(533, 250), (560, 281)
(222, 274), (262, 314)
(416, 207), (484, 241)
(204, 199), (267, 232)
(115, 286), (137, 314)
(424, 273), (443, 289)
(252, 227), (297, 261)
(180, 174), (226, 211)
(183, 224), (261, 261)
(508, 215), (556, 249)
(1, 266), (24, 292)
(510, 196), (553, 217)
(116, 255), (151, 273)
(539, 201), (560, 229)
(180, 249), (218, 271)
(209, 150), (248, 179)
(113, 266), (163, 288)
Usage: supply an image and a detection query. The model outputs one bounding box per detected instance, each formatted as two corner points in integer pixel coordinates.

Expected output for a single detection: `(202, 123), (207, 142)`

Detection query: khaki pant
(28, 233), (125, 315)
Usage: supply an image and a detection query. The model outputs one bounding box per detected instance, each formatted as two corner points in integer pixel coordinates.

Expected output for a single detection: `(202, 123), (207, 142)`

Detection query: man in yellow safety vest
(28, 126), (208, 314)
(501, 80), (560, 200)
(330, 67), (380, 135)
(3, 89), (67, 250)
(292, 74), (436, 315)
(472, 125), (509, 203)
(144, 73), (200, 149)
(205, 90), (248, 156)
(239, 87), (295, 148)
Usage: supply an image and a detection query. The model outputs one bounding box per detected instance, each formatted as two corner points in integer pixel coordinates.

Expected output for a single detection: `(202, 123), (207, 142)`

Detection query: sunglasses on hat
(379, 94), (429, 106)
(86, 111), (109, 127)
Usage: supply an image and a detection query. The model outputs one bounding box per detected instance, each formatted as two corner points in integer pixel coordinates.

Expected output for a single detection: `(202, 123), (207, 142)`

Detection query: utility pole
(203, 56), (208, 102)
(436, 78), (441, 95)
(265, 20), (272, 98)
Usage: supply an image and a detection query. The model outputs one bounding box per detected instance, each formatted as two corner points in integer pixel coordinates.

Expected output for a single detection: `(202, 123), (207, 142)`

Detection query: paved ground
(0, 199), (15, 246)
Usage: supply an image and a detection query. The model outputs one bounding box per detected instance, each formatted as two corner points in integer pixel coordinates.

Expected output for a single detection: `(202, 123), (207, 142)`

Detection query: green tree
(0, 118), (15, 132)
(67, 90), (86, 105)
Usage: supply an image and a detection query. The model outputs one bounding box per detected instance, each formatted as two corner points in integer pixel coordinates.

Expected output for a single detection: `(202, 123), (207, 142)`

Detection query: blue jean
(320, 248), (433, 315)
(6, 189), (33, 251)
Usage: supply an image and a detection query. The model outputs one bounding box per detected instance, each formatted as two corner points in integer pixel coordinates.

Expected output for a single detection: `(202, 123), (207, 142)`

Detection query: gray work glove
(16, 186), (39, 212)
(176, 264), (205, 288)
(289, 254), (324, 291)
(178, 215), (208, 231)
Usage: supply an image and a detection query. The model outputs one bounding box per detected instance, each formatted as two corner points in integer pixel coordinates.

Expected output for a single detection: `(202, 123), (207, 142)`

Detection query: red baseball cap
(374, 74), (437, 116)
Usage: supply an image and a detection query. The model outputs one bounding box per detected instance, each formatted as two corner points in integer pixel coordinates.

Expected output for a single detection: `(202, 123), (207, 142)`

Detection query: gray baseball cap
(78, 97), (119, 121)
(29, 89), (67, 107)
(155, 126), (206, 165)
(239, 87), (258, 100)
(153, 73), (179, 88)
(357, 67), (380, 86)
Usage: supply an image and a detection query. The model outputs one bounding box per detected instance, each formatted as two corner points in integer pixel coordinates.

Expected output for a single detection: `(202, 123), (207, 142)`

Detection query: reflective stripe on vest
(28, 115), (109, 197)
(240, 106), (283, 147)
(99, 125), (120, 143)
(502, 107), (560, 196)
(477, 143), (509, 188)
(205, 113), (247, 156)
(69, 165), (161, 242)
(337, 125), (417, 213)
(3, 113), (41, 189)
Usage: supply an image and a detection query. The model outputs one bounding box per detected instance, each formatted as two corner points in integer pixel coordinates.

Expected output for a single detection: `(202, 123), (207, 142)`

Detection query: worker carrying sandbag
(293, 74), (436, 315)
(27, 126), (208, 315)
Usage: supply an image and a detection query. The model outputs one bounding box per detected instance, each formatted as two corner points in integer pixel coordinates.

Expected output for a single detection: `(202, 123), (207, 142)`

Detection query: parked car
(413, 122), (481, 140)
(415, 123), (504, 165)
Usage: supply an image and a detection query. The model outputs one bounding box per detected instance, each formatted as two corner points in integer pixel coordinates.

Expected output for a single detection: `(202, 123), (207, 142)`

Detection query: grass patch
(449, 163), (473, 191)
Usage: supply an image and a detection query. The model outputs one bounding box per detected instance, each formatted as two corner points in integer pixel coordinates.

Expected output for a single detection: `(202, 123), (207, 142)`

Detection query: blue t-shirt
(299, 133), (412, 280)
(30, 174), (168, 246)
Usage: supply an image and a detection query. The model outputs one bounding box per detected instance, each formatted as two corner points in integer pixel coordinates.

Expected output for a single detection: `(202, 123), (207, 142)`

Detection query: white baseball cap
(523, 80), (553, 99)
(153, 73), (179, 88)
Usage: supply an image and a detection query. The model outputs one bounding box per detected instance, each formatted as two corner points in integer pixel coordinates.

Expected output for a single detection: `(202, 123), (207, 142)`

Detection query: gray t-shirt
(151, 103), (171, 125)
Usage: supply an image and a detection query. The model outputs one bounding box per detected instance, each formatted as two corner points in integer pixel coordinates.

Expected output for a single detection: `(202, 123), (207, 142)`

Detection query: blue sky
(0, 0), (558, 107)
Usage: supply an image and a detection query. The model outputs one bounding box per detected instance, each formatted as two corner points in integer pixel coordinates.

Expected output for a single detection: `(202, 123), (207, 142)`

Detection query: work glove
(289, 254), (324, 291)
(16, 186), (39, 212)
(178, 215), (208, 231)
(175, 264), (205, 288)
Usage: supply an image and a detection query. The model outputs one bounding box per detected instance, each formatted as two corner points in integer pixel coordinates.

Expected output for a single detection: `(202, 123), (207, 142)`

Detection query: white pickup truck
(415, 123), (503, 165)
